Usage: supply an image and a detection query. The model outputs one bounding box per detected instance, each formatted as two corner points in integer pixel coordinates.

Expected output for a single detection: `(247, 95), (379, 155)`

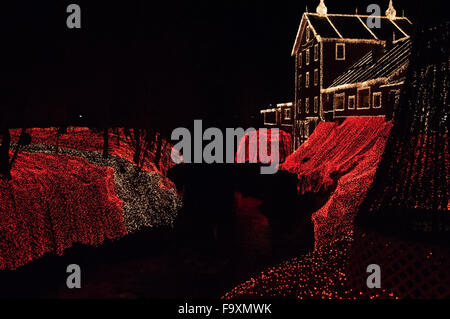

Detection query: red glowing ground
(225, 117), (394, 299)
(10, 128), (176, 179)
(235, 129), (292, 164)
(282, 117), (393, 250)
(0, 152), (127, 270)
(1, 128), (179, 270)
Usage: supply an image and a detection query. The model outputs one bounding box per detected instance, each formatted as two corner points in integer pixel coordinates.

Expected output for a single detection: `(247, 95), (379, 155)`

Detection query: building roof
(260, 102), (293, 113)
(325, 38), (411, 91)
(292, 12), (413, 55)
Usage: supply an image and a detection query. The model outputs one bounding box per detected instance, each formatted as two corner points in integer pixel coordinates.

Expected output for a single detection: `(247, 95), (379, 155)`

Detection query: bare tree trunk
(0, 129), (11, 180)
(103, 127), (109, 159)
(154, 133), (164, 170)
(9, 128), (26, 174)
(55, 128), (60, 154)
(132, 129), (142, 165)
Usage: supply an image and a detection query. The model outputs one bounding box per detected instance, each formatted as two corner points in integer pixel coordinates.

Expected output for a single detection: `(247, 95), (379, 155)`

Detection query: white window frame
(284, 108), (291, 120)
(263, 111), (277, 126)
(348, 95), (356, 110)
(305, 72), (310, 88)
(304, 122), (310, 138)
(314, 69), (319, 86)
(306, 49), (310, 65)
(314, 96), (319, 113)
(305, 97), (310, 114)
(314, 44), (319, 61)
(372, 92), (382, 109)
(336, 43), (346, 61)
(334, 92), (345, 111)
(357, 87), (371, 109)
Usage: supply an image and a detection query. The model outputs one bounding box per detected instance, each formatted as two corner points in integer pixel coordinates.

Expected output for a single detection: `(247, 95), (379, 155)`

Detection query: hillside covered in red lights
(0, 128), (181, 270)
(225, 117), (394, 298)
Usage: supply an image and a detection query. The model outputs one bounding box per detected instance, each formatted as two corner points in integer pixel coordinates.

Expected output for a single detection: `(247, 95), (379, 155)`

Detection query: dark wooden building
(291, 0), (413, 148)
(322, 38), (410, 121)
(260, 102), (294, 135)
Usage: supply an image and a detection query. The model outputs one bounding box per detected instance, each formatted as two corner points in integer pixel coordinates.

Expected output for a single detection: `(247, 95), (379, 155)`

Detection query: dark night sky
(0, 0), (446, 130)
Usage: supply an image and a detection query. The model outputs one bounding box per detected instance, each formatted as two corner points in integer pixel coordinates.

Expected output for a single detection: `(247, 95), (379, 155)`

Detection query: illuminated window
(348, 95), (356, 109)
(284, 108), (291, 120)
(358, 88), (370, 109)
(298, 99), (302, 114)
(373, 92), (382, 108)
(314, 96), (319, 113)
(306, 49), (310, 65)
(305, 98), (310, 114)
(314, 69), (319, 86)
(298, 53), (302, 69)
(336, 43), (345, 60)
(334, 93), (345, 111)
(305, 72), (310, 88)
(314, 44), (319, 61)
(306, 27), (310, 42)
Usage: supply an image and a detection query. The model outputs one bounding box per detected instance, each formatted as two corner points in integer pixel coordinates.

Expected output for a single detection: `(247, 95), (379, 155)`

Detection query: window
(263, 111), (277, 126)
(306, 27), (310, 42)
(373, 92), (382, 108)
(314, 69), (319, 86)
(334, 93), (345, 111)
(298, 99), (302, 114)
(284, 108), (291, 120)
(304, 122), (309, 138)
(298, 53), (302, 69)
(305, 72), (310, 88)
(306, 49), (310, 65)
(336, 43), (345, 60)
(298, 74), (303, 89)
(314, 44), (319, 61)
(348, 95), (356, 110)
(358, 88), (370, 109)
(314, 96), (319, 113)
(305, 98), (310, 114)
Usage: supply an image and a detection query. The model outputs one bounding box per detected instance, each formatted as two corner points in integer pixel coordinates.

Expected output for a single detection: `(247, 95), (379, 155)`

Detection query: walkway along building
(260, 0), (413, 150)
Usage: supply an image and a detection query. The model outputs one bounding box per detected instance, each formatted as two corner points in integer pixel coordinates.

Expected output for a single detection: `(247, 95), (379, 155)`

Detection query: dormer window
(334, 93), (345, 111)
(336, 43), (345, 60)
(373, 92), (382, 108)
(348, 96), (356, 109)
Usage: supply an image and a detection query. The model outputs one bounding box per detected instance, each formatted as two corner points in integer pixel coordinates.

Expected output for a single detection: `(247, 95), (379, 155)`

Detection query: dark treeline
(0, 1), (446, 132)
